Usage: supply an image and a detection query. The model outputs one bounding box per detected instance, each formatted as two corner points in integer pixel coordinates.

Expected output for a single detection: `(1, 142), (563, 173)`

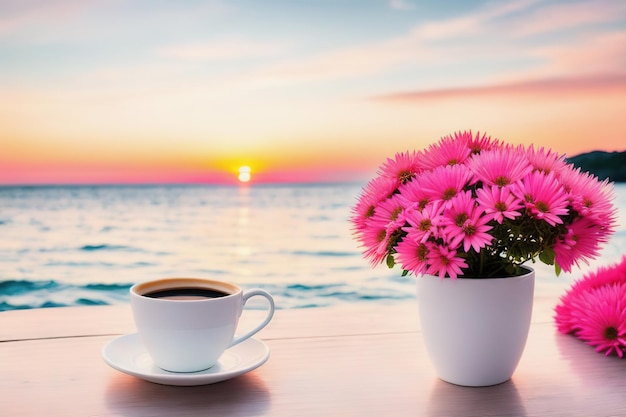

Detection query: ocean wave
(0, 279), (132, 311)
(257, 281), (414, 308)
(0, 280), (59, 295)
(287, 283), (343, 291)
(0, 279), (413, 311)
(79, 244), (142, 252)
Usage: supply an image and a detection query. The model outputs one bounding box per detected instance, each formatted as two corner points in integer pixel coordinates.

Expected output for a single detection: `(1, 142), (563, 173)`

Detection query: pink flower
(396, 176), (433, 211)
(476, 185), (523, 224)
(419, 133), (472, 170)
(468, 146), (533, 187)
(350, 130), (616, 279)
(357, 195), (409, 266)
(442, 190), (475, 229)
(369, 193), (407, 232)
(568, 284), (626, 357)
(351, 176), (397, 231)
(418, 164), (474, 206)
(466, 131), (501, 154)
(378, 151), (422, 185)
(395, 239), (431, 275)
(555, 255), (626, 318)
(512, 171), (569, 226)
(554, 217), (603, 273)
(356, 218), (389, 266)
(403, 201), (444, 244)
(559, 165), (617, 226)
(555, 257), (626, 357)
(426, 244), (468, 280)
(442, 195), (493, 253)
(526, 145), (568, 175)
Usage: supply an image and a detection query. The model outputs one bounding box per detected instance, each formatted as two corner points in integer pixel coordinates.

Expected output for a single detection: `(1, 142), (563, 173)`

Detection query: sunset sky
(1, 0), (625, 185)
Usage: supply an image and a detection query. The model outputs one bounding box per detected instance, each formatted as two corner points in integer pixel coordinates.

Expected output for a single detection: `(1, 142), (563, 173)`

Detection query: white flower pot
(416, 268), (535, 387)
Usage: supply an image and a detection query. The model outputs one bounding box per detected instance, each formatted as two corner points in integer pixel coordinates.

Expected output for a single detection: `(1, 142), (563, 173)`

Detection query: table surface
(2, 295), (625, 417)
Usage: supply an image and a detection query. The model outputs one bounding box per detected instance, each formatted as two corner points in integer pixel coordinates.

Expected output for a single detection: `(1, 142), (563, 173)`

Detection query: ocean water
(1, 183), (625, 311)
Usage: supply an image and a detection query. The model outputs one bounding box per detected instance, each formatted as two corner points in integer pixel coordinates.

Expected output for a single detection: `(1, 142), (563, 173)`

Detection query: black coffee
(144, 288), (230, 300)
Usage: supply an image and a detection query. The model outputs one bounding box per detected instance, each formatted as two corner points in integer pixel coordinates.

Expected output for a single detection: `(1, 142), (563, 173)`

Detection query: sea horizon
(0, 180), (369, 189)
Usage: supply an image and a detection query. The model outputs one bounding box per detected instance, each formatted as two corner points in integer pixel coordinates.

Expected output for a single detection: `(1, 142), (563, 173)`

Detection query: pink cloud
(371, 74), (626, 102)
(508, 0), (626, 37)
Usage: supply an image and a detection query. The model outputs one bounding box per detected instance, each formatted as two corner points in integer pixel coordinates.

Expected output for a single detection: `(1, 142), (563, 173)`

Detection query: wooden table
(2, 297), (625, 417)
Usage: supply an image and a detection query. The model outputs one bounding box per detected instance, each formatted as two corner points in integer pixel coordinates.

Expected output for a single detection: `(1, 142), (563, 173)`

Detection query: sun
(238, 166), (252, 183)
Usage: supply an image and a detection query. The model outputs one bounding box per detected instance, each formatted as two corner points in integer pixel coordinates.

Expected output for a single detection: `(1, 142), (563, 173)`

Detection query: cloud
(506, 0), (626, 37)
(253, 0), (626, 89)
(5, 0), (625, 113)
(371, 74), (626, 102)
(157, 38), (287, 61)
(410, 0), (543, 40)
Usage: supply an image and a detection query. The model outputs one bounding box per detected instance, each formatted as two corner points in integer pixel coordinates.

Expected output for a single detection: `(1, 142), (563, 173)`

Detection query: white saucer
(102, 333), (270, 386)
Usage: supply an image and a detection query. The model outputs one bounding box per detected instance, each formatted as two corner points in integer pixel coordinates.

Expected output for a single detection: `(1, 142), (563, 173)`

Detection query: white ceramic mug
(130, 277), (275, 373)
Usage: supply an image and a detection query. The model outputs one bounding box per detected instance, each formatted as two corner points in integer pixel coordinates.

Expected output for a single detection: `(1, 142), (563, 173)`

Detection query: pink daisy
(559, 165), (617, 226)
(467, 146), (533, 187)
(396, 176), (432, 211)
(418, 164), (474, 205)
(351, 175), (398, 231)
(360, 195), (411, 266)
(466, 131), (501, 154)
(378, 150), (422, 185)
(442, 190), (475, 227)
(555, 256), (626, 334)
(368, 193), (407, 233)
(403, 201), (444, 244)
(554, 217), (605, 273)
(357, 224), (388, 266)
(569, 284), (626, 357)
(476, 184), (523, 224)
(526, 145), (568, 175)
(512, 171), (569, 227)
(355, 218), (389, 266)
(443, 200), (494, 253)
(439, 190), (473, 239)
(395, 239), (431, 275)
(425, 244), (468, 280)
(419, 134), (472, 170)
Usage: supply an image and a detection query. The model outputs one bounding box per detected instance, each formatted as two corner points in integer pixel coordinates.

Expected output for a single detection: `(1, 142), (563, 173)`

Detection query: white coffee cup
(130, 277), (275, 373)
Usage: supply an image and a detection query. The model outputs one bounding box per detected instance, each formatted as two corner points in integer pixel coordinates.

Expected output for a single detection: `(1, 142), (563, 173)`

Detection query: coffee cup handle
(230, 289), (275, 347)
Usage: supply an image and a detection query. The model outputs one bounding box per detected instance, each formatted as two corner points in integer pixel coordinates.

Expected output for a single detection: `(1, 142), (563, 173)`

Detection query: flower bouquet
(351, 131), (617, 279)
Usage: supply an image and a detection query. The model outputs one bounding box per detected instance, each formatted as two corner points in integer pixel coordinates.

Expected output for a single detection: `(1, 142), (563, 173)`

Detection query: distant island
(566, 150), (626, 183)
